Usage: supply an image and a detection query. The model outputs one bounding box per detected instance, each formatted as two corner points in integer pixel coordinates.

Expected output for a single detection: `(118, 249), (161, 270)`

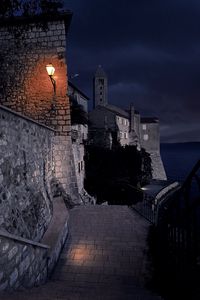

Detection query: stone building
(68, 81), (89, 193)
(93, 65), (108, 108)
(0, 12), (83, 290)
(0, 12), (80, 201)
(89, 66), (167, 180)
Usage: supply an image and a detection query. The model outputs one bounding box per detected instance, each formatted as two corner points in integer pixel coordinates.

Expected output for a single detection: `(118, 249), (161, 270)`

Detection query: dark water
(160, 142), (200, 183)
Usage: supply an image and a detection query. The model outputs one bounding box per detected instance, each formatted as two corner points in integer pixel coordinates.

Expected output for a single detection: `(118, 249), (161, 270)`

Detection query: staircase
(0, 206), (162, 299)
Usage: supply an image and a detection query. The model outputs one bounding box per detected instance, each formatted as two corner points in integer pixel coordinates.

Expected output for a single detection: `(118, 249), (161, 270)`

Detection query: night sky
(64, 0), (200, 143)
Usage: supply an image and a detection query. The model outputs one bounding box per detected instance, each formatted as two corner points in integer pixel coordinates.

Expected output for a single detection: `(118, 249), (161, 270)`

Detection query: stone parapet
(0, 232), (48, 290)
(0, 197), (69, 291)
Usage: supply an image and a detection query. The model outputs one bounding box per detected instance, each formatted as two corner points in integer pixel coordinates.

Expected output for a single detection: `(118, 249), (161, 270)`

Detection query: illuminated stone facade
(89, 66), (167, 180)
(0, 13), (80, 200)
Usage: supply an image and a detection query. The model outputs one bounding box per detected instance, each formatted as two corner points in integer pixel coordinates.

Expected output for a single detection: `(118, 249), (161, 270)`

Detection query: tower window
(99, 79), (104, 84)
(100, 92), (102, 95)
(142, 124), (147, 130)
(143, 134), (149, 141)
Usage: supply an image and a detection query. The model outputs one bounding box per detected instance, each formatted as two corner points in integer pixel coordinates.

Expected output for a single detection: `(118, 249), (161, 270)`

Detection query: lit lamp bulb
(46, 64), (55, 76)
(46, 63), (56, 110)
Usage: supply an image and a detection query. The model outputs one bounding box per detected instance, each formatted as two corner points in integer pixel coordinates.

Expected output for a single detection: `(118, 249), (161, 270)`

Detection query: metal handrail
(152, 159), (200, 291)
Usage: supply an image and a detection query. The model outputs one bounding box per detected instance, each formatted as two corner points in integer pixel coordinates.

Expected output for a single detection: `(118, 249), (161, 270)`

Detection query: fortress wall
(0, 106), (54, 241)
(140, 122), (167, 180)
(0, 17), (70, 133)
(0, 106), (71, 290)
(140, 122), (160, 153)
(0, 14), (80, 200)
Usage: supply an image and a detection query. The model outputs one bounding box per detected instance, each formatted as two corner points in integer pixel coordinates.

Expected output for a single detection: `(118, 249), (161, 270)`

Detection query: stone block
(8, 246), (18, 260)
(9, 268), (18, 286)
(19, 255), (31, 276)
(2, 242), (10, 254)
(0, 280), (8, 291)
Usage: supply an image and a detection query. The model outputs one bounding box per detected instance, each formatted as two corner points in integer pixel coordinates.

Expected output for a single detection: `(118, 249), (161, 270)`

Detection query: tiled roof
(105, 104), (129, 118)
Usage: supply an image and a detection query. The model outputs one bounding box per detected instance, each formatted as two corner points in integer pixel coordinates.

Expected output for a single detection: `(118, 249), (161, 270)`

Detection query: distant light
(141, 187), (148, 191)
(70, 73), (79, 79)
(46, 63), (55, 76)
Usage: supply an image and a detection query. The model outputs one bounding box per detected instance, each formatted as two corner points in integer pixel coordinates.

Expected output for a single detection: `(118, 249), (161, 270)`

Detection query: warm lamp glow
(46, 64), (55, 76)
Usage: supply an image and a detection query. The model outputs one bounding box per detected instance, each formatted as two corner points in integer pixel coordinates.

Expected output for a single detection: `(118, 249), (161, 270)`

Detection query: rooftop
(105, 104), (129, 118)
(68, 81), (90, 101)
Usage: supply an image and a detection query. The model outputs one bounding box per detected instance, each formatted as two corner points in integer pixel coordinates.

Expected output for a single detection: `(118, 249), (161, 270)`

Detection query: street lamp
(46, 63), (56, 110)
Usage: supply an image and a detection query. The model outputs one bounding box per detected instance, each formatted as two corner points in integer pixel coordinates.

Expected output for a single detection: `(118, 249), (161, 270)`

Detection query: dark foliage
(70, 95), (89, 126)
(84, 145), (152, 205)
(0, 0), (64, 18)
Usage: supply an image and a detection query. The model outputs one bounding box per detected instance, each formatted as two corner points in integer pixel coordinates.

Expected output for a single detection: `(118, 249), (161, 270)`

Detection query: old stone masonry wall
(0, 13), (80, 201)
(0, 105), (54, 241)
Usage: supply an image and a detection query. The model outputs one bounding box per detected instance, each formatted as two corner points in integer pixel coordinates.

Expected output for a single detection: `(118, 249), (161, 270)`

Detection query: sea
(160, 142), (200, 183)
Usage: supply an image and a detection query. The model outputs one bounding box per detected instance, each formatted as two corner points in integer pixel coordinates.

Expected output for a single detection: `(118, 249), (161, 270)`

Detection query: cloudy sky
(65, 0), (200, 143)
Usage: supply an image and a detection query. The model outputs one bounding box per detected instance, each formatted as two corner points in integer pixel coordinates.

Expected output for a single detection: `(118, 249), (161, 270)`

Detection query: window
(100, 92), (102, 95)
(143, 134), (149, 141)
(142, 124), (147, 130)
(124, 119), (129, 126)
(78, 162), (81, 173)
(124, 132), (128, 139)
(118, 117), (122, 124)
(99, 79), (104, 85)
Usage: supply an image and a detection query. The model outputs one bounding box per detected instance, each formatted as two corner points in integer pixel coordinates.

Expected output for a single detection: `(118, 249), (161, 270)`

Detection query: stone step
(0, 205), (163, 300)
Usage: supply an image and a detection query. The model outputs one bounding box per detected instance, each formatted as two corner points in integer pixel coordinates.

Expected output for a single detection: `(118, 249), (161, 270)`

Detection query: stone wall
(0, 231), (49, 291)
(53, 135), (80, 203)
(0, 13), (80, 200)
(150, 152), (167, 181)
(0, 105), (54, 241)
(0, 14), (71, 134)
(71, 125), (87, 193)
(140, 122), (160, 153)
(0, 106), (71, 290)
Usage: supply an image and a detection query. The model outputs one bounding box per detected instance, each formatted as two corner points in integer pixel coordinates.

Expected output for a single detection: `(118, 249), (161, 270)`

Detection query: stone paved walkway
(0, 205), (162, 299)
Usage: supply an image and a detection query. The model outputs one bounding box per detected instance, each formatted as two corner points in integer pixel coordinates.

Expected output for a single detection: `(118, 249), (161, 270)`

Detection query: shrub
(84, 144), (152, 205)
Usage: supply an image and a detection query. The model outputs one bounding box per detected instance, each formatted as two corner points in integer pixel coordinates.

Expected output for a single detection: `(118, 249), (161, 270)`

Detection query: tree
(84, 145), (152, 205)
(0, 0), (64, 19)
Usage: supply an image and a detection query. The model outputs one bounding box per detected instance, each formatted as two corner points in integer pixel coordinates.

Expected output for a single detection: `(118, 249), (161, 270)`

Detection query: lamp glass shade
(46, 64), (55, 76)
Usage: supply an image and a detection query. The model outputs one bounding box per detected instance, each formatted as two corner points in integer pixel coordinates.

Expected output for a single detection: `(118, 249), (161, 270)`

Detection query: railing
(151, 160), (200, 296)
(132, 182), (180, 224)
(131, 192), (156, 223)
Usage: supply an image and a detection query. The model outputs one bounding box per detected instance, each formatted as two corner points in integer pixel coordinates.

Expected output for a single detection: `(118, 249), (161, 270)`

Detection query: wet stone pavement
(0, 205), (162, 299)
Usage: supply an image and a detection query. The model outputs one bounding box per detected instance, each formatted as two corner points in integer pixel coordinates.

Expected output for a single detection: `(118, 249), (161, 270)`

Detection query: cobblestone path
(0, 206), (162, 299)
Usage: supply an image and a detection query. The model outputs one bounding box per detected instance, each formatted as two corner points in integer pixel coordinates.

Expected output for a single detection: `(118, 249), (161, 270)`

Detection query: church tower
(93, 65), (108, 108)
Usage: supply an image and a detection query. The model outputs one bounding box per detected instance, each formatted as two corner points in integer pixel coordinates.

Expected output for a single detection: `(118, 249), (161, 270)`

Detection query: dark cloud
(65, 0), (200, 142)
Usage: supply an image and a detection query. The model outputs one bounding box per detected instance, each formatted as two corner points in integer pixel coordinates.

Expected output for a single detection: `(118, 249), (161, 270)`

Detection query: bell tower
(93, 65), (108, 108)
